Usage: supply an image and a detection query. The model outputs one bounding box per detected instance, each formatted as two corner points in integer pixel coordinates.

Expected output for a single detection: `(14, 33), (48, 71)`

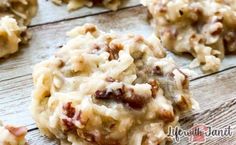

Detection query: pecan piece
(176, 95), (192, 111)
(63, 102), (75, 118)
(62, 118), (75, 130)
(95, 88), (124, 100)
(177, 69), (189, 90)
(148, 79), (159, 98)
(5, 125), (27, 137)
(158, 109), (175, 122)
(84, 24), (97, 34)
(94, 86), (151, 109)
(107, 41), (123, 60)
(124, 88), (150, 109)
(153, 65), (163, 76)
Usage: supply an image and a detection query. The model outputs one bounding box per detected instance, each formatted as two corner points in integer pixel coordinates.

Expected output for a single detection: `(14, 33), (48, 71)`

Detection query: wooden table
(0, 0), (235, 144)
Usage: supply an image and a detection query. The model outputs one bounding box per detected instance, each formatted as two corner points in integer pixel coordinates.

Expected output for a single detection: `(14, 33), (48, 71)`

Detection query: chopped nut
(210, 22), (223, 35)
(178, 69), (189, 90)
(62, 118), (75, 130)
(153, 65), (163, 76)
(179, 10), (183, 16)
(63, 102), (75, 118)
(176, 95), (192, 111)
(107, 41), (123, 60)
(57, 59), (65, 68)
(84, 24), (97, 34)
(158, 109), (175, 122)
(5, 125), (27, 137)
(148, 79), (159, 98)
(92, 43), (101, 50)
(94, 86), (151, 109)
(125, 88), (151, 109)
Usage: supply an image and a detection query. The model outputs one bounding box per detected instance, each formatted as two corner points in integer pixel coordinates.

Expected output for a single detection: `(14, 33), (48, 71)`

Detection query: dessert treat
(0, 0), (38, 58)
(31, 24), (197, 145)
(52, 0), (122, 11)
(0, 120), (28, 145)
(0, 16), (25, 58)
(0, 0), (38, 26)
(142, 0), (236, 72)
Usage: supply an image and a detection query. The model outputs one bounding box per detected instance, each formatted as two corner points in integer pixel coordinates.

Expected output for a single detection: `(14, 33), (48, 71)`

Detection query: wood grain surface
(0, 1), (235, 144)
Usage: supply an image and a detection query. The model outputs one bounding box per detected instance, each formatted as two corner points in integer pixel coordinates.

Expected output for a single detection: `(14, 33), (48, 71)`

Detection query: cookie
(142, 0), (236, 72)
(0, 0), (37, 26)
(0, 120), (28, 145)
(52, 0), (121, 11)
(0, 16), (25, 58)
(0, 0), (37, 58)
(31, 24), (197, 145)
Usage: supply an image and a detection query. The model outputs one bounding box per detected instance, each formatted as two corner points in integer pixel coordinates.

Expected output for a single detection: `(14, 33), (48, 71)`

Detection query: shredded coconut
(31, 24), (197, 145)
(0, 0), (37, 58)
(142, 0), (236, 72)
